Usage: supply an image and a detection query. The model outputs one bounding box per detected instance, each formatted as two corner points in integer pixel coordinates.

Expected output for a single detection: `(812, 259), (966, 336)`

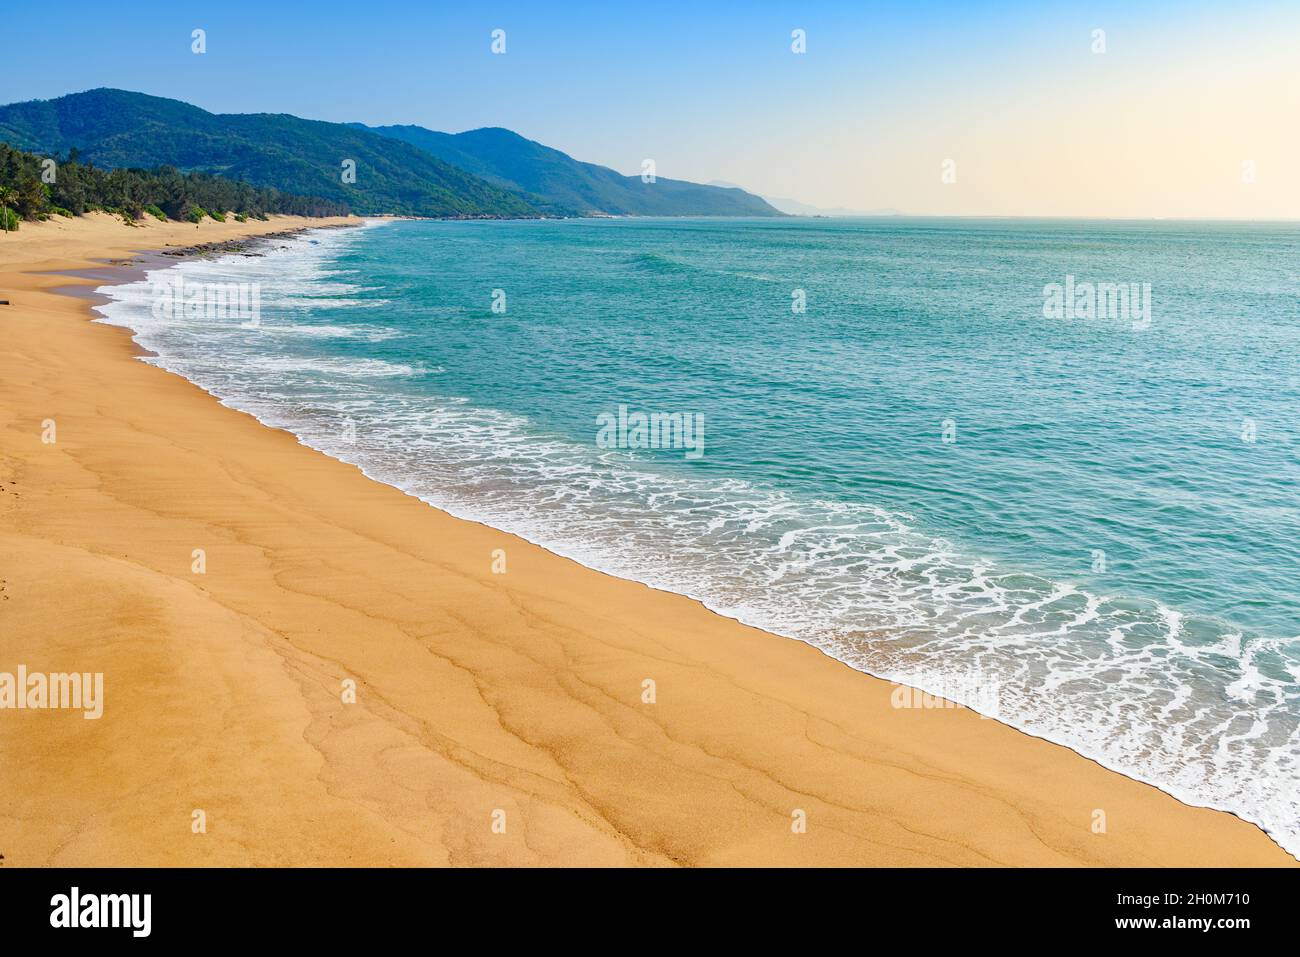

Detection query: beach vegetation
(0, 141), (349, 230)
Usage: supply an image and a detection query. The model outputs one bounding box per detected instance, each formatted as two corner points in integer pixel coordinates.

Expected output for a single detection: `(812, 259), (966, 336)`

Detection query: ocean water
(95, 217), (1300, 856)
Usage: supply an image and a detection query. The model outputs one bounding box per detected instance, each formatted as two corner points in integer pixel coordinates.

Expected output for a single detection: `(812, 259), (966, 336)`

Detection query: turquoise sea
(97, 216), (1300, 856)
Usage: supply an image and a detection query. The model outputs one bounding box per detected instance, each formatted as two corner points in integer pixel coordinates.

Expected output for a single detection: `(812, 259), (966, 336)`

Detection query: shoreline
(1, 213), (1293, 866)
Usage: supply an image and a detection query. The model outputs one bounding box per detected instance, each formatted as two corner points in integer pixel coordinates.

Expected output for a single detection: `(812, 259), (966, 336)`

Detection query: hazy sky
(4, 0), (1297, 218)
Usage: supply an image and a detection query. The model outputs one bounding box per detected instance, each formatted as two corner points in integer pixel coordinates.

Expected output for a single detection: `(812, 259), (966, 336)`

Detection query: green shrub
(187, 205), (208, 223)
(234, 212), (248, 223)
(0, 207), (21, 231)
(144, 204), (167, 221)
(210, 209), (227, 222)
(50, 206), (74, 218)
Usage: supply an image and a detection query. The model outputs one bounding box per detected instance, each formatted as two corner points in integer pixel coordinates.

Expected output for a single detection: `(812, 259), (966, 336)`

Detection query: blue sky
(3, 1), (1297, 216)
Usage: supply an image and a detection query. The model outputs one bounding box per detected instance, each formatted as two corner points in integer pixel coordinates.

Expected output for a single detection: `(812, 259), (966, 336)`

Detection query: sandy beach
(0, 213), (1292, 867)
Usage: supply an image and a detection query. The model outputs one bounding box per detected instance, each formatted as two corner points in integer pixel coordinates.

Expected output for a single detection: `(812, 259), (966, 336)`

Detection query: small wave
(268, 297), (391, 309)
(242, 356), (421, 378)
(630, 251), (692, 274)
(260, 323), (402, 341)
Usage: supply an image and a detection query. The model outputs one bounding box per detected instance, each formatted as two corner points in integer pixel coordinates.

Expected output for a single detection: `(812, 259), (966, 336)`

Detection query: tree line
(0, 142), (348, 230)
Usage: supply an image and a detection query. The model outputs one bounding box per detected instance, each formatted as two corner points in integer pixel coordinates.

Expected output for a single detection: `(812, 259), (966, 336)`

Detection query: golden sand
(0, 213), (1291, 866)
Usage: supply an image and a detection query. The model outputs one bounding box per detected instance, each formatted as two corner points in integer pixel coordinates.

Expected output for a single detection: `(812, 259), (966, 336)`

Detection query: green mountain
(0, 89), (538, 218)
(0, 89), (782, 219)
(355, 124), (783, 217)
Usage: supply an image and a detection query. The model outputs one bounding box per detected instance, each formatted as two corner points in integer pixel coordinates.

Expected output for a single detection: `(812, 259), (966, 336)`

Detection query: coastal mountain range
(0, 89), (781, 219)
(355, 123), (779, 217)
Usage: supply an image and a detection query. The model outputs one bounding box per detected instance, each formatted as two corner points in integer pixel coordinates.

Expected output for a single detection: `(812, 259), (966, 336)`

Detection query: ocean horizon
(94, 215), (1300, 858)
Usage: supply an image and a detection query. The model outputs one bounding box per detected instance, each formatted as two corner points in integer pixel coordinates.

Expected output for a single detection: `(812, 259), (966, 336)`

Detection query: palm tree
(0, 185), (16, 234)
